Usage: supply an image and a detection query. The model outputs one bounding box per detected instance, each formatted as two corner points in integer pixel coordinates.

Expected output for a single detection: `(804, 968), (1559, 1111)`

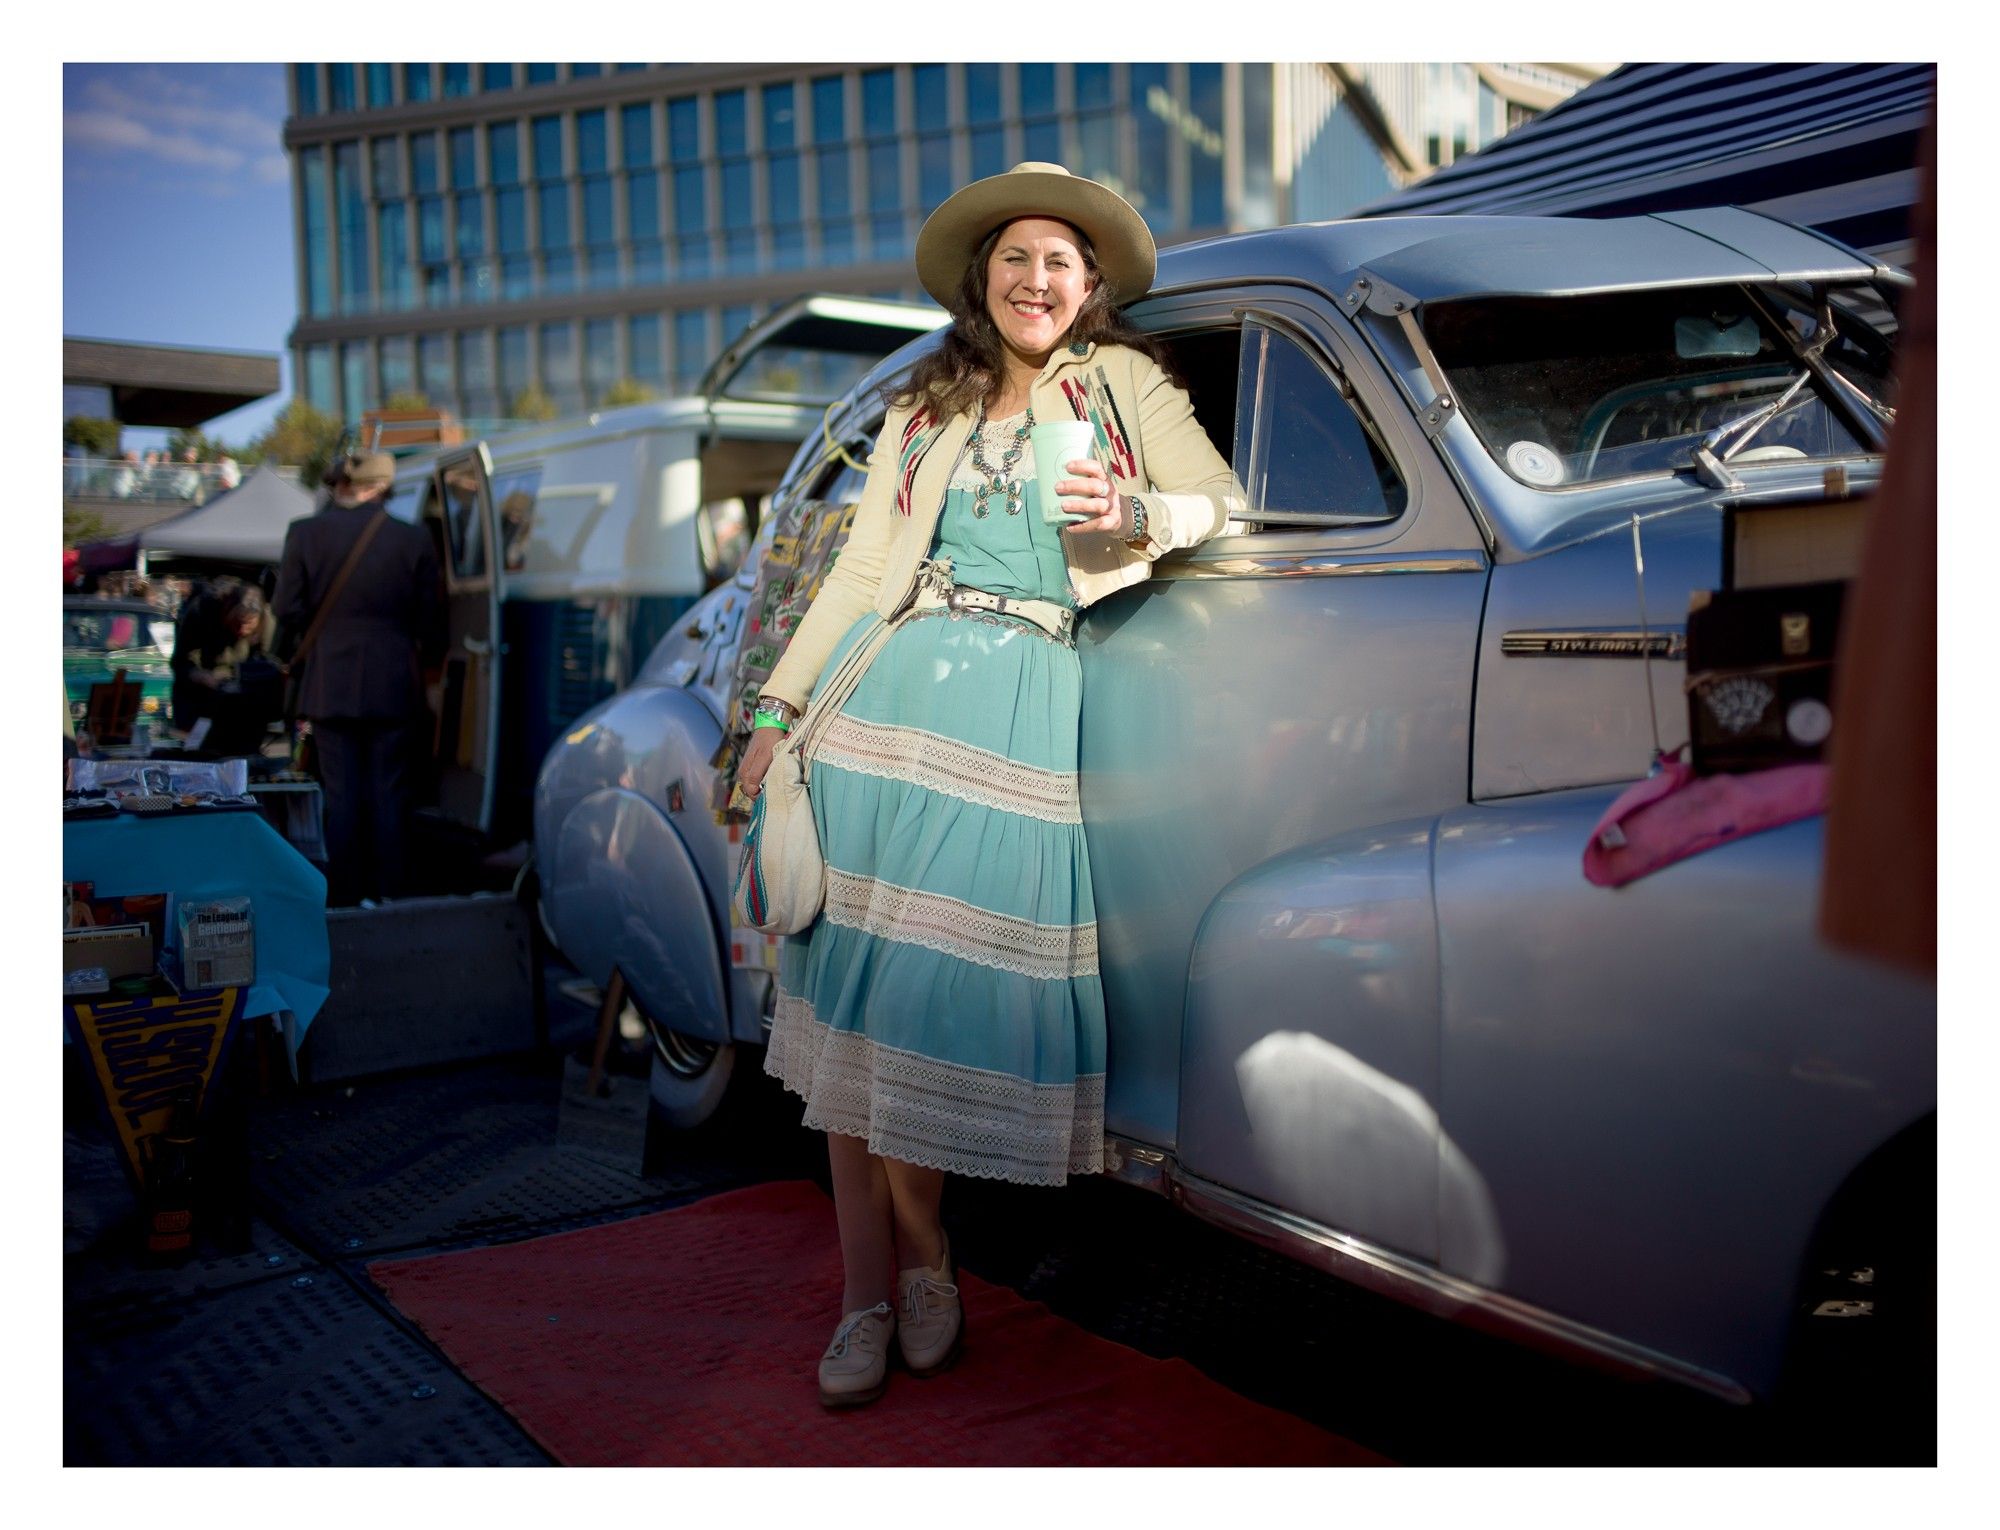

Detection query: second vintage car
(533, 208), (1934, 1409)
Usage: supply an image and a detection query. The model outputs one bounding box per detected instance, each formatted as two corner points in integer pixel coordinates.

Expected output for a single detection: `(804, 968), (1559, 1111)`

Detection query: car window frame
(1126, 284), (1447, 570)
(435, 449), (495, 593)
(1230, 310), (1411, 532)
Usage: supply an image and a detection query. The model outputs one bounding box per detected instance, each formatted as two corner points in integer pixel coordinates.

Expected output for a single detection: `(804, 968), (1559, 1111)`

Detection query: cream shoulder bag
(730, 614), (903, 935)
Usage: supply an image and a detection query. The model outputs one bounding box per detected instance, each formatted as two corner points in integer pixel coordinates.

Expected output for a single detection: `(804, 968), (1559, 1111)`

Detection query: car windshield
(65, 608), (168, 655)
(1421, 285), (1895, 490)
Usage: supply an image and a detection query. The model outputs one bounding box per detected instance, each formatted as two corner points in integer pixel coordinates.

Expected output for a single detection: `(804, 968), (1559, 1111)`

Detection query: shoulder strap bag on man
(282, 509), (390, 720)
(730, 610), (905, 935)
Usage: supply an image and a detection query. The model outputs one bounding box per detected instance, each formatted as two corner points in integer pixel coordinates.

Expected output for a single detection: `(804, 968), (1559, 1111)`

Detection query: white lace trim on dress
(815, 713), (1082, 825)
(764, 990), (1106, 1185)
(823, 865), (1099, 980)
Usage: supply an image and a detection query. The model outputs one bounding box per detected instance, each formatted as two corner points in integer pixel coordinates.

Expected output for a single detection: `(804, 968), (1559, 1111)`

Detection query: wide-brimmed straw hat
(914, 162), (1156, 310)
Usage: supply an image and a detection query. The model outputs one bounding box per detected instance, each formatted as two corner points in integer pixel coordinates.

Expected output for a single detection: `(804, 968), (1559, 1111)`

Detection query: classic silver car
(533, 209), (1934, 1407)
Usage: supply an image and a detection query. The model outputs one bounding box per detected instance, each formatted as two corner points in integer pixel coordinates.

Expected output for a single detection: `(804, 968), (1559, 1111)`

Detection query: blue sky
(64, 62), (295, 449)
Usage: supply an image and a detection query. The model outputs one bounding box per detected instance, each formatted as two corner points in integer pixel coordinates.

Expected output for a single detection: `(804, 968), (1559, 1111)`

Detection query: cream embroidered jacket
(760, 340), (1242, 713)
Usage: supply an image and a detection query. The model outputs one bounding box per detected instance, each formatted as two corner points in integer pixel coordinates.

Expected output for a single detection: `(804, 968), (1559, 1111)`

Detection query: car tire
(1772, 1116), (1935, 1461)
(639, 999), (739, 1131)
(513, 855), (562, 956)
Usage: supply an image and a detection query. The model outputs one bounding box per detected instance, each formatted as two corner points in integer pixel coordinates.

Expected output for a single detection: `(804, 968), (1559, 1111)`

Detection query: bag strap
(785, 612), (906, 782)
(289, 509), (390, 671)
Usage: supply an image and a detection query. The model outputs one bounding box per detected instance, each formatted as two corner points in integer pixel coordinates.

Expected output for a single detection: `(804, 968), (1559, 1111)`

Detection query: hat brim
(914, 168), (1156, 310)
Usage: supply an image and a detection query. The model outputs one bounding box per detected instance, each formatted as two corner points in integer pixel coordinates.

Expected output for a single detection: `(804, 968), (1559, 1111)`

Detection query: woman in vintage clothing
(738, 162), (1239, 1406)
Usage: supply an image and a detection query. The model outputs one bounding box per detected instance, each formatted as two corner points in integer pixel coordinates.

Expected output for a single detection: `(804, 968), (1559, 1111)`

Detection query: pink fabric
(1582, 761), (1831, 888)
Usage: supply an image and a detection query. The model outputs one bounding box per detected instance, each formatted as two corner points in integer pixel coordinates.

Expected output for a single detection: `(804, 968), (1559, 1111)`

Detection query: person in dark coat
(274, 451), (445, 906)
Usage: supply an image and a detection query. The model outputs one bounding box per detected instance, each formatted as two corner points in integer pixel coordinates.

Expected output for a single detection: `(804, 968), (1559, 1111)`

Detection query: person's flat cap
(344, 451), (397, 485)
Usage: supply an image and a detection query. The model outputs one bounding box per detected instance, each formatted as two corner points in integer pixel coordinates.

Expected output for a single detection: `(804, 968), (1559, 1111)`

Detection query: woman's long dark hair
(889, 218), (1181, 422)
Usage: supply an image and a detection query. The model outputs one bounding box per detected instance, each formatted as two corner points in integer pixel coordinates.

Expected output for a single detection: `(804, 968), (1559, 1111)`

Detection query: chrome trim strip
(1155, 550), (1488, 582)
(1099, 1134), (1752, 1404)
(1101, 1135), (1174, 1196)
(1502, 627), (1687, 659)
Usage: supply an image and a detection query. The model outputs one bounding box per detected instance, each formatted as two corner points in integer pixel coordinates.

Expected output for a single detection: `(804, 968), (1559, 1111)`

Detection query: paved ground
(63, 970), (1929, 1467)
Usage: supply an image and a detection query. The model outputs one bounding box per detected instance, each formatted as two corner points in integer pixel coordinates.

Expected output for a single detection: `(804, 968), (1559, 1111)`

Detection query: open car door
(423, 444), (503, 836)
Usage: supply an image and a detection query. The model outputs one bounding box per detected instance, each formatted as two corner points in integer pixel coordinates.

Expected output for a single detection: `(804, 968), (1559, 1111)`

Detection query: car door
(426, 445), (503, 835)
(1085, 285), (1490, 1264)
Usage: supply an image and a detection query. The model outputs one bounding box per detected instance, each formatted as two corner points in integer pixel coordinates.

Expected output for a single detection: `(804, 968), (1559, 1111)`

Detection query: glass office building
(285, 62), (1593, 425)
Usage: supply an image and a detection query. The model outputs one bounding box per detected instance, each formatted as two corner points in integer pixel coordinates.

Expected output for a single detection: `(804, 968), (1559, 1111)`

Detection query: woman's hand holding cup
(1030, 420), (1121, 531)
(1055, 454), (1126, 534)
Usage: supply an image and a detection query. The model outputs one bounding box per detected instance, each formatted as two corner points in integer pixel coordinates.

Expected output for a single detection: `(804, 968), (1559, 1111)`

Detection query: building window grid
(293, 63), (321, 117)
(294, 61), (1264, 419)
(300, 144), (331, 318)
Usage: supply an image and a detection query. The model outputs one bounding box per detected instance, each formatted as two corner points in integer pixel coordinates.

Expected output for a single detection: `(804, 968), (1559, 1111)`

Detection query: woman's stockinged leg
(882, 1157), (946, 1271)
(826, 1130), (896, 1313)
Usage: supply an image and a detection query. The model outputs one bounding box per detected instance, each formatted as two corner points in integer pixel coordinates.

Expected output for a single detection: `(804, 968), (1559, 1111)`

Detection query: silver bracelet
(755, 696), (799, 725)
(1124, 495), (1150, 544)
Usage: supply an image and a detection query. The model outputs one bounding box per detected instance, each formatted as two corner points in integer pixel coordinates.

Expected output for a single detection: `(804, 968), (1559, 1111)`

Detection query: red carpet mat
(369, 1179), (1389, 1466)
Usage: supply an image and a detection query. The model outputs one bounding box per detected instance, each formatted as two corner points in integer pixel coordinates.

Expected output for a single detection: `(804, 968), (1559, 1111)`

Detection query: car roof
(1149, 206), (1888, 306)
(821, 206), (1888, 442)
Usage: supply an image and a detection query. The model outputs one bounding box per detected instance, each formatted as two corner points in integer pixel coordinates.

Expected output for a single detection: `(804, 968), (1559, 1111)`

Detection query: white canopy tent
(136, 465), (314, 573)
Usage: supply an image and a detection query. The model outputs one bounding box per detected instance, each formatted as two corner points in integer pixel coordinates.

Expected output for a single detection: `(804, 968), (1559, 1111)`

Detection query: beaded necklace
(968, 402), (1034, 518)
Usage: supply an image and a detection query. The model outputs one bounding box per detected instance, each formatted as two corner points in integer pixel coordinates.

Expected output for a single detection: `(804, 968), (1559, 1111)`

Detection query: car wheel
(513, 855), (561, 955)
(1773, 1117), (1934, 1461)
(639, 998), (738, 1131)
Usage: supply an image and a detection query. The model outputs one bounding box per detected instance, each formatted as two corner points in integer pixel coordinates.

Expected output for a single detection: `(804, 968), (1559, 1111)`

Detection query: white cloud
(66, 109), (248, 172)
(81, 71), (278, 149)
(64, 66), (285, 194)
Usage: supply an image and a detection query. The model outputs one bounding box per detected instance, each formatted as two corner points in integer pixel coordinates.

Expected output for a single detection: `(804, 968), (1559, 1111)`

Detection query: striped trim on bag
(731, 790), (770, 926)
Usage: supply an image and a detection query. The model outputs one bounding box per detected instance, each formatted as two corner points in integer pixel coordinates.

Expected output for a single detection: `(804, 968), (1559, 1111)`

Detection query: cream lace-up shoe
(896, 1234), (963, 1377)
(818, 1301), (896, 1408)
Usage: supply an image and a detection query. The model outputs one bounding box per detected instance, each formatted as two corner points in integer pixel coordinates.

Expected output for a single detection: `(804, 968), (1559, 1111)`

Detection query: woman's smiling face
(984, 217), (1096, 368)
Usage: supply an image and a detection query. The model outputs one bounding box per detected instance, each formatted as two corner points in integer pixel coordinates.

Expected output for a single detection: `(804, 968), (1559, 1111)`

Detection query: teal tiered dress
(764, 410), (1105, 1185)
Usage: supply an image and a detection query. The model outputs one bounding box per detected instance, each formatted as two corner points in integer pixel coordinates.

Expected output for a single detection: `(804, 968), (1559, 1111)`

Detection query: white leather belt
(907, 559), (1076, 643)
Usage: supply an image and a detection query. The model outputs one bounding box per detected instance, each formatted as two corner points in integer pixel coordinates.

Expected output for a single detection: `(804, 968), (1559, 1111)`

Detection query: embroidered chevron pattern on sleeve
(813, 714), (1082, 823)
(823, 866), (1099, 979)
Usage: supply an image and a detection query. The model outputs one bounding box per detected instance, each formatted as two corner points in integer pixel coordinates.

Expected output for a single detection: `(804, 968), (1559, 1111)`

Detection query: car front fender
(547, 785), (727, 1045)
(534, 683), (734, 1043)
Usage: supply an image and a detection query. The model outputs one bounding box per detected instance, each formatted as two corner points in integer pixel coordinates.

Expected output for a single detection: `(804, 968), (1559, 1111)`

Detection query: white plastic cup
(1028, 420), (1102, 525)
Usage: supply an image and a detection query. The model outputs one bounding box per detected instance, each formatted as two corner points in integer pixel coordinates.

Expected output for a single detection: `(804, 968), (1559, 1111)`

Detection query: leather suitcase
(1684, 580), (1846, 773)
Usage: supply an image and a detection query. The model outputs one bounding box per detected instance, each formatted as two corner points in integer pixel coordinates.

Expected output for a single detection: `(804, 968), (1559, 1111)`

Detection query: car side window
(1232, 321), (1407, 529)
(488, 466), (542, 573)
(441, 461), (487, 582)
(808, 440), (871, 507)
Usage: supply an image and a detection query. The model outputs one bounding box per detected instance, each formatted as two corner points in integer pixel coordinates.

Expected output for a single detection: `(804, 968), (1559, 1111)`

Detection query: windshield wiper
(1689, 370), (1815, 490)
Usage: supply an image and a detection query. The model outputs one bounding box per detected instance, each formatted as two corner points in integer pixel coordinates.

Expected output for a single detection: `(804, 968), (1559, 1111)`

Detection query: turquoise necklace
(969, 401), (1034, 518)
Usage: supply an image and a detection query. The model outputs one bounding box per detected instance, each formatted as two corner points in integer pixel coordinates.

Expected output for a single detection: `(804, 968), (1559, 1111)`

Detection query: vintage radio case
(1684, 580), (1846, 774)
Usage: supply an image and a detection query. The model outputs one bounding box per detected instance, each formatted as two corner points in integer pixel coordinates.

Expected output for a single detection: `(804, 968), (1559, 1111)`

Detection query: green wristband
(751, 709), (792, 732)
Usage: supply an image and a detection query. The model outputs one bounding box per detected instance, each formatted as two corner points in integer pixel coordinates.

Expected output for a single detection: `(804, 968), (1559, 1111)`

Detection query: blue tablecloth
(64, 813), (330, 1058)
